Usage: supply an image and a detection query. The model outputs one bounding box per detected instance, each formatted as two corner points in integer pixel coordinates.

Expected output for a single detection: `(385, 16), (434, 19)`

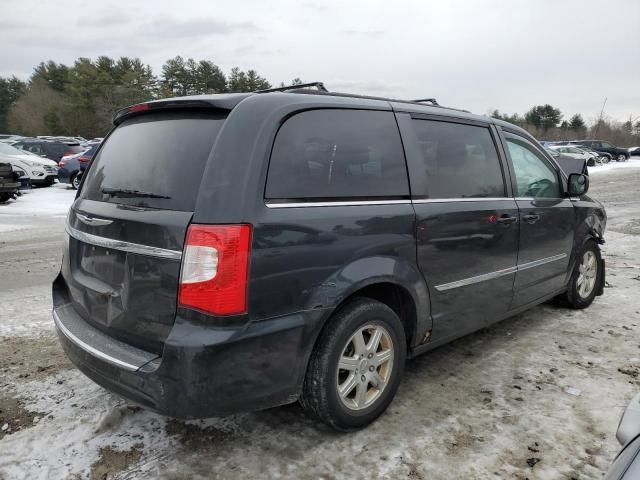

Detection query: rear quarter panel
(249, 204), (426, 323)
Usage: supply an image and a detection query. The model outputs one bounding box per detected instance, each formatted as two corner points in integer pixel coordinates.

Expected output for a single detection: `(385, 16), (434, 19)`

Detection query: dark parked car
(567, 140), (629, 162)
(0, 162), (20, 202)
(58, 145), (97, 189)
(53, 85), (606, 431)
(12, 139), (83, 163)
(628, 146), (640, 157)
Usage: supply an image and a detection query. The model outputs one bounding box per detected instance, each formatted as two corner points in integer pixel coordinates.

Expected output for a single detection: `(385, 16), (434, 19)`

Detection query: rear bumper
(53, 293), (327, 418)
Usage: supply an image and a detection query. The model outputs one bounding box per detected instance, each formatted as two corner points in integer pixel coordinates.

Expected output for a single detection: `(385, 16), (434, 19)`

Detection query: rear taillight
(130, 103), (149, 113)
(59, 160), (66, 168)
(179, 224), (252, 316)
(78, 155), (90, 163)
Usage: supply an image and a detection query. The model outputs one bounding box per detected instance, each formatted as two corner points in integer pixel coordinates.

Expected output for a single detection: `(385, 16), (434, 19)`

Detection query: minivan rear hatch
(61, 109), (227, 354)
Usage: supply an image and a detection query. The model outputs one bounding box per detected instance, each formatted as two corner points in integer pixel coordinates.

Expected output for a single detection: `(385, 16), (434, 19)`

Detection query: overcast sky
(1, 0), (639, 121)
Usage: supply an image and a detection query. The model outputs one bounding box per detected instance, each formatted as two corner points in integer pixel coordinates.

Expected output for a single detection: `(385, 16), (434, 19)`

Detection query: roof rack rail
(255, 82), (328, 94)
(412, 98), (439, 106)
(254, 83), (461, 113)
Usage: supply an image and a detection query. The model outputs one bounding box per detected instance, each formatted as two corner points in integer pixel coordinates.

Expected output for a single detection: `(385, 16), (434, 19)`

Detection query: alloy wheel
(336, 324), (394, 411)
(576, 250), (597, 299)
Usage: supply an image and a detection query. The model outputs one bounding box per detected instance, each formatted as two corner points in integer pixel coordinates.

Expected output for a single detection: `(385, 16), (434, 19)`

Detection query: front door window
(506, 139), (561, 198)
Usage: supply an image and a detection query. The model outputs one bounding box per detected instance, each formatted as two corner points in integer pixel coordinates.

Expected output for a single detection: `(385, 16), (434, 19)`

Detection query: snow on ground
(589, 157), (640, 175)
(1, 164), (640, 479)
(0, 183), (76, 217)
(0, 183), (75, 233)
(1, 371), (177, 480)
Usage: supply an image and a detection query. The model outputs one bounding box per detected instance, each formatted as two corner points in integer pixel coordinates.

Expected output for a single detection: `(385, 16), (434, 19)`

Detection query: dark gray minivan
(53, 85), (606, 430)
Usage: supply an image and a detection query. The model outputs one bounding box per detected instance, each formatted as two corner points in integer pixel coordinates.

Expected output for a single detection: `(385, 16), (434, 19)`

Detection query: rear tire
(564, 240), (602, 309)
(300, 297), (406, 431)
(617, 153), (627, 162)
(71, 173), (80, 190)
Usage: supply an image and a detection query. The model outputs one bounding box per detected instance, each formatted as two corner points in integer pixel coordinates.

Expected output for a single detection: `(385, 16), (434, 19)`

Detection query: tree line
(1, 57), (639, 146)
(0, 56), (290, 138)
(491, 104), (640, 147)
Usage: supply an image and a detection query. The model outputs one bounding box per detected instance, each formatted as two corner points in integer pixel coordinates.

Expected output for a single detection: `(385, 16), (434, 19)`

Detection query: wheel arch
(297, 277), (428, 399)
(298, 265), (431, 389)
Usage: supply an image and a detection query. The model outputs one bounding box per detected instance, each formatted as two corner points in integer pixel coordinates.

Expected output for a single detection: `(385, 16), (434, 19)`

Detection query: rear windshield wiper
(101, 187), (171, 199)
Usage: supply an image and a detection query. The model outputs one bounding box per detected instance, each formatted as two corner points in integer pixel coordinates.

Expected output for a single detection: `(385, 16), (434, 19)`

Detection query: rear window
(265, 109), (409, 200)
(81, 111), (226, 211)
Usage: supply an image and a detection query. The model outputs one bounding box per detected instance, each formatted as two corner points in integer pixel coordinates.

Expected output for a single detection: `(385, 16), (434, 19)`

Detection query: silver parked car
(550, 145), (600, 166)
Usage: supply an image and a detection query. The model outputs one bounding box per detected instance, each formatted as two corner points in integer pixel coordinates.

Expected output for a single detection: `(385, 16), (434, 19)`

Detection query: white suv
(0, 143), (59, 186)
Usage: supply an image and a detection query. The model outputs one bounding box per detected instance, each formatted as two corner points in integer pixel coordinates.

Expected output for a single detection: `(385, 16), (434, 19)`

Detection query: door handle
(523, 214), (541, 224)
(496, 215), (518, 225)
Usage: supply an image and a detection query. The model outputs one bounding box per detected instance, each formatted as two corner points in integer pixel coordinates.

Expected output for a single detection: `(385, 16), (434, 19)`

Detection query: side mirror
(568, 173), (589, 196)
(617, 393), (640, 446)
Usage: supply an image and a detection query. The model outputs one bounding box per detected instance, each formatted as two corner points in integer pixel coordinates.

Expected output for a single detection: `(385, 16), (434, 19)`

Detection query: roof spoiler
(112, 97), (245, 125)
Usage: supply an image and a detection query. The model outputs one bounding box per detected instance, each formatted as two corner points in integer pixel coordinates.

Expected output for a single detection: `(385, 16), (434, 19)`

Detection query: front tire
(300, 298), (406, 431)
(564, 240), (602, 309)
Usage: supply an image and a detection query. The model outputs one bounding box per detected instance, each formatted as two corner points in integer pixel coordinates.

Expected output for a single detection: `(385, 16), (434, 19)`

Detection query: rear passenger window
(410, 120), (505, 198)
(265, 110), (409, 200)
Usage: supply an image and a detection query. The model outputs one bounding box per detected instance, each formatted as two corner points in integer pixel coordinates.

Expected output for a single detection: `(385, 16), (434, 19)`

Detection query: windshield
(81, 110), (227, 211)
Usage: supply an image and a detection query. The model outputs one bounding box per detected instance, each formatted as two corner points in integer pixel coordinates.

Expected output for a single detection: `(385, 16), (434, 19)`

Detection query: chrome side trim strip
(434, 253), (568, 292)
(516, 253), (567, 271)
(65, 223), (182, 260)
(515, 197), (565, 201)
(265, 199), (412, 208)
(53, 310), (139, 372)
(412, 197), (511, 204)
(265, 197), (568, 207)
(435, 266), (517, 291)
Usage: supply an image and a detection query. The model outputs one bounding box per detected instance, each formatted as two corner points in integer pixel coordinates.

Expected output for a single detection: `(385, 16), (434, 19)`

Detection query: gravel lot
(1, 161), (640, 479)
